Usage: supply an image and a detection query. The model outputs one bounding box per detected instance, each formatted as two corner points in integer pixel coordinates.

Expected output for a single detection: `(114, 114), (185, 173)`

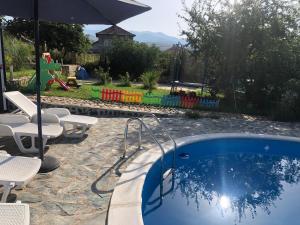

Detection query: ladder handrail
(123, 117), (165, 197)
(142, 114), (177, 169)
(123, 117), (166, 159)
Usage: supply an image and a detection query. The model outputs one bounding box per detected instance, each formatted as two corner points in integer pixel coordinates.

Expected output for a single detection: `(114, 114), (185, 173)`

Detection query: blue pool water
(142, 137), (300, 225)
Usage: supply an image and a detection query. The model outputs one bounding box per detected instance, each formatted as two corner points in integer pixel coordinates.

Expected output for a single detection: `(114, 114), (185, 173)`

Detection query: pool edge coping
(107, 133), (300, 225)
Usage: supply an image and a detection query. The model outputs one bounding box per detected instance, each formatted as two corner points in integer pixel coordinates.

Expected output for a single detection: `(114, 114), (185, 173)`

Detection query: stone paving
(1, 114), (300, 225)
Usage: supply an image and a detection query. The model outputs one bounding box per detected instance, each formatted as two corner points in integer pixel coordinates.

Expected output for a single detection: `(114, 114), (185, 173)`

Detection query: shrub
(140, 71), (160, 93)
(4, 34), (33, 71)
(107, 39), (160, 79)
(272, 79), (300, 121)
(94, 67), (112, 85)
(83, 61), (100, 76)
(118, 72), (131, 87)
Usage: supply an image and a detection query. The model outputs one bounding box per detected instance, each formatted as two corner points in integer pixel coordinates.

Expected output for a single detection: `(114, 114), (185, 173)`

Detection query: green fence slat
(91, 87), (100, 99)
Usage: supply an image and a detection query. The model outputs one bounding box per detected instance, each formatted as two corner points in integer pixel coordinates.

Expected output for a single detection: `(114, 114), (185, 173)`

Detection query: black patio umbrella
(0, 0), (151, 172)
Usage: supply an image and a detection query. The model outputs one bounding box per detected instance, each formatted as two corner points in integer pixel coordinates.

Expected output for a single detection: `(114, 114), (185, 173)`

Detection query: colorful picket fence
(161, 95), (219, 109)
(181, 96), (200, 109)
(91, 88), (220, 109)
(142, 93), (162, 105)
(94, 88), (142, 104)
(101, 89), (122, 102)
(91, 87), (100, 99)
(121, 90), (142, 104)
(161, 95), (181, 107)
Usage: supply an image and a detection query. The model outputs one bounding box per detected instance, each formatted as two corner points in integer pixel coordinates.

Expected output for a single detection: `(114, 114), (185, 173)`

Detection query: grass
(13, 69), (35, 79)
(42, 82), (223, 102)
(12, 69), (64, 80)
(43, 83), (170, 100)
(14, 68), (222, 100)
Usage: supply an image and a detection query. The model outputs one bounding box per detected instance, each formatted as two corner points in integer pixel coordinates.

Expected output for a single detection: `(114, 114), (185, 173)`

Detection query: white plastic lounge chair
(0, 202), (30, 225)
(4, 91), (98, 138)
(0, 152), (41, 203)
(0, 114), (63, 154)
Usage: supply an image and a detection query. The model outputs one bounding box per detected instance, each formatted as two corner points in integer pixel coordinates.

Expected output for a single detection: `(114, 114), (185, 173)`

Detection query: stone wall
(41, 102), (164, 118)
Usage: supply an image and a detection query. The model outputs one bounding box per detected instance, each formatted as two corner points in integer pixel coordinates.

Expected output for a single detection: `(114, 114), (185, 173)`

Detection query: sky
(85, 0), (195, 38)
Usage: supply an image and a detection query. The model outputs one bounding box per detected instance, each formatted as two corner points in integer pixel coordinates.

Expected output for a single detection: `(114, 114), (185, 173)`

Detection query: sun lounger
(0, 153), (41, 203)
(0, 114), (63, 154)
(4, 91), (98, 138)
(0, 202), (30, 225)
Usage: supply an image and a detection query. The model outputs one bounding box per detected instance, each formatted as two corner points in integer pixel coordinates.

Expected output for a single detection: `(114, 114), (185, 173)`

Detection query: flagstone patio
(0, 115), (300, 225)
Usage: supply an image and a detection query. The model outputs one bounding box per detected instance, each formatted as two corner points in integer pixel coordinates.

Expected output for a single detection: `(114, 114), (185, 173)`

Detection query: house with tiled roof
(91, 25), (135, 54)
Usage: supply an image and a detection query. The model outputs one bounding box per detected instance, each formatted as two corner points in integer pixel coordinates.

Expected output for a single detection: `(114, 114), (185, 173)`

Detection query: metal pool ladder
(122, 114), (177, 198)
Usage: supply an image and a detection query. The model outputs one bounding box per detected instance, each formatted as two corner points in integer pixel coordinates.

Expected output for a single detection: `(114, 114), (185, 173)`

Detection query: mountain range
(84, 29), (186, 51)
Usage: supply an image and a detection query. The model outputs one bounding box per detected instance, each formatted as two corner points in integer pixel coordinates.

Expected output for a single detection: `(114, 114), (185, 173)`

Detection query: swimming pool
(108, 134), (300, 225)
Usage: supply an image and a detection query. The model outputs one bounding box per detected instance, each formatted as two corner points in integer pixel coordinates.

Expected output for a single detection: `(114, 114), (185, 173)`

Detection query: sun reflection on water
(219, 195), (231, 209)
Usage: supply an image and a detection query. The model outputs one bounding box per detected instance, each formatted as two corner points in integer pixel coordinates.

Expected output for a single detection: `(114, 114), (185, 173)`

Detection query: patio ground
(1, 115), (300, 225)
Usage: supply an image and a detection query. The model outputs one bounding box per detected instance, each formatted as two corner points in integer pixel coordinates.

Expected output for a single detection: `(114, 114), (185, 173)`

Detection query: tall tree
(181, 0), (300, 116)
(5, 18), (90, 53)
(107, 39), (160, 79)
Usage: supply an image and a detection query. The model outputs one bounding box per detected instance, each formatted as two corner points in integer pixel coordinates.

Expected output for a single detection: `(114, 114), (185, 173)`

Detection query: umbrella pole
(34, 0), (43, 161)
(34, 0), (60, 173)
(0, 19), (7, 113)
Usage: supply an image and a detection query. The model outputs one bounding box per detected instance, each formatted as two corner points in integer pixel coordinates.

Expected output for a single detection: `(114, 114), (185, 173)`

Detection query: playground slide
(27, 57), (63, 92)
(55, 78), (70, 91)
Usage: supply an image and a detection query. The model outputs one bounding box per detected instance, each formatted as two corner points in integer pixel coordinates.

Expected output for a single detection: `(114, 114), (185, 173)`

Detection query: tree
(5, 18), (91, 54)
(181, 0), (300, 118)
(107, 39), (160, 79)
(181, 0), (221, 57)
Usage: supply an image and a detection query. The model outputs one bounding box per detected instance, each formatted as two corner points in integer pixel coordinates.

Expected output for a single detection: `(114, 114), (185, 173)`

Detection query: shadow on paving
(91, 147), (141, 195)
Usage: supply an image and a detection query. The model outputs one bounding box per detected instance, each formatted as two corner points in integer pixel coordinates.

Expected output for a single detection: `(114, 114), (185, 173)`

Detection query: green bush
(118, 72), (131, 87)
(4, 34), (33, 71)
(82, 61), (100, 75)
(94, 67), (112, 85)
(140, 71), (160, 93)
(107, 39), (160, 79)
(272, 79), (300, 121)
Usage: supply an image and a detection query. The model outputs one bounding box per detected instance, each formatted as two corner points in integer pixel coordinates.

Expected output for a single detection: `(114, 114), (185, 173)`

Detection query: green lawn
(13, 69), (35, 79)
(42, 82), (222, 101)
(43, 83), (170, 100)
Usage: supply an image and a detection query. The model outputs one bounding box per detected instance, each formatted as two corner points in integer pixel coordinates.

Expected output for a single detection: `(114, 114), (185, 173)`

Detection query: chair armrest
(31, 113), (60, 124)
(43, 108), (71, 117)
(0, 114), (30, 124)
(0, 124), (14, 136)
